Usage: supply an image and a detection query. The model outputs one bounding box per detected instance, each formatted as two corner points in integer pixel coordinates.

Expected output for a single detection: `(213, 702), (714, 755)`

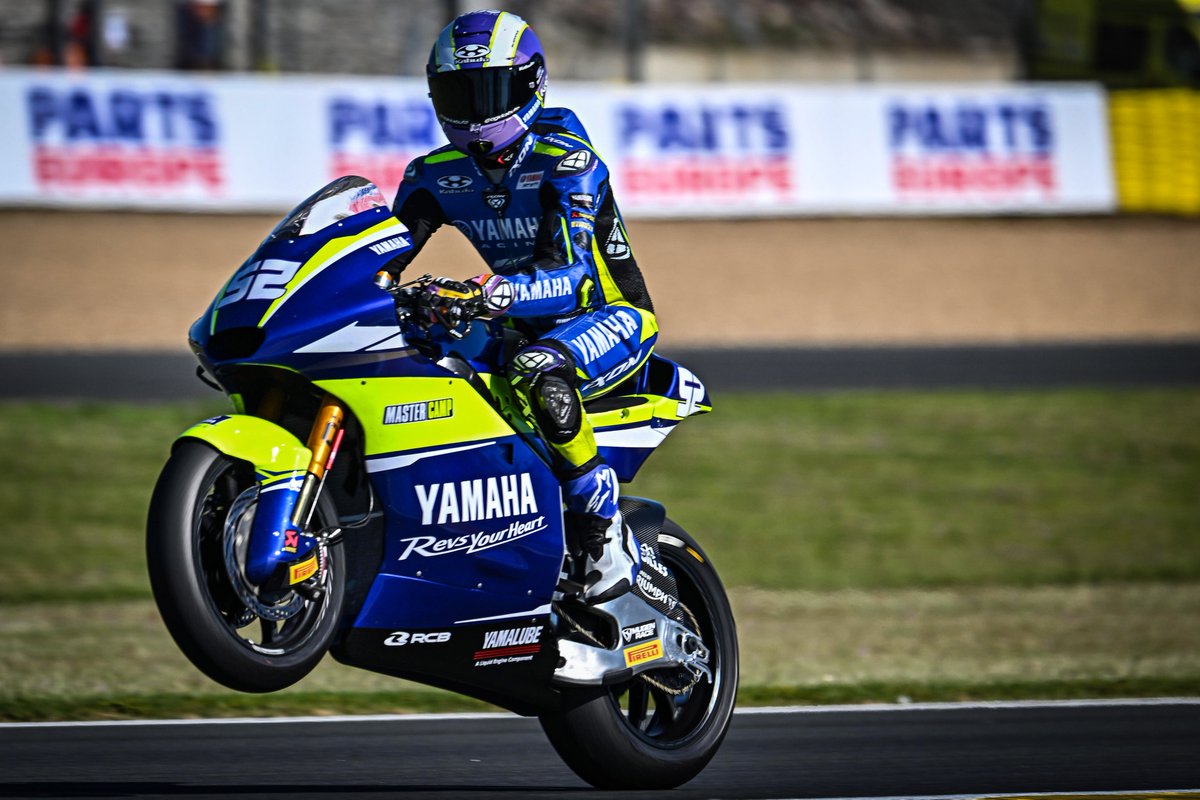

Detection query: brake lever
(373, 271), (433, 296)
(429, 301), (472, 340)
(375, 271), (480, 340)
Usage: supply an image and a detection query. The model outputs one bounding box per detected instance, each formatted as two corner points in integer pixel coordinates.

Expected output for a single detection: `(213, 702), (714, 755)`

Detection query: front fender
(176, 414), (311, 479)
(175, 414), (315, 585)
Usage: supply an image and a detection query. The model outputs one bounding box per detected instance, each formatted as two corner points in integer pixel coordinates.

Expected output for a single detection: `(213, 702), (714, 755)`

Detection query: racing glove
(467, 273), (515, 318)
(420, 274), (514, 327)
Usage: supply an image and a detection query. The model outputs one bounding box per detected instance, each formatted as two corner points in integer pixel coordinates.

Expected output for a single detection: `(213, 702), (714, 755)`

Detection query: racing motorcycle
(146, 176), (738, 790)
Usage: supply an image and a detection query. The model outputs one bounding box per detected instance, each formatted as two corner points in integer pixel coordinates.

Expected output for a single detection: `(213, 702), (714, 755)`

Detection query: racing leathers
(387, 108), (651, 602)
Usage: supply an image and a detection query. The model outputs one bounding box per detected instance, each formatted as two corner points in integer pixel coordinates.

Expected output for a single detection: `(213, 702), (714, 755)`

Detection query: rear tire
(146, 440), (344, 693)
(539, 519), (739, 789)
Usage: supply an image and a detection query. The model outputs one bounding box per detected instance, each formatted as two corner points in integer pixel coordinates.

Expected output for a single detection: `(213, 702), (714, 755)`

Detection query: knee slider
(533, 374), (581, 444)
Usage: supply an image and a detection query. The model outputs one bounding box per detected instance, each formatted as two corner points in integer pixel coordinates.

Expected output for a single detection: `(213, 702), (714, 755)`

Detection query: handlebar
(373, 271), (482, 341)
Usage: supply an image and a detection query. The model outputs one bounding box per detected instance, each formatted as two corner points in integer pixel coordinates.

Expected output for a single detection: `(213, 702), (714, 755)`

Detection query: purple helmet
(426, 10), (547, 160)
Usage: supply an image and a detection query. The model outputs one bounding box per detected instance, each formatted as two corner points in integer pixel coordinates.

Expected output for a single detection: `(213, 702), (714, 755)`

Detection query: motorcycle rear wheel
(146, 440), (344, 693)
(539, 519), (739, 789)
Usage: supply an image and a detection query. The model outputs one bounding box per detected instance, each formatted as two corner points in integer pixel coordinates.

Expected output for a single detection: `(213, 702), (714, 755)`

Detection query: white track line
(789, 792), (1200, 800)
(736, 697), (1200, 714)
(1, 696), (1197, 729)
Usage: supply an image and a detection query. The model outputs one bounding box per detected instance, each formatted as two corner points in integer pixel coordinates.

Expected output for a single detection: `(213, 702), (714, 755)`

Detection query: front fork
(245, 394), (346, 588)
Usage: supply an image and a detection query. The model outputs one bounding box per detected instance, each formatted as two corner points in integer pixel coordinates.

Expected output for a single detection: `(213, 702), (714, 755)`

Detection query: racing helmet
(426, 10), (547, 160)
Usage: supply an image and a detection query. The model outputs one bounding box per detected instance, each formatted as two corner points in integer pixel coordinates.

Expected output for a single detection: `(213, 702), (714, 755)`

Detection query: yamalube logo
(482, 625), (542, 650)
(474, 625), (544, 666)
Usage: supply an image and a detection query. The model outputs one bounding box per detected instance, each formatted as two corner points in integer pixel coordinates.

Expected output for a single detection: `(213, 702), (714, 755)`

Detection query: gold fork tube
(290, 395), (345, 530)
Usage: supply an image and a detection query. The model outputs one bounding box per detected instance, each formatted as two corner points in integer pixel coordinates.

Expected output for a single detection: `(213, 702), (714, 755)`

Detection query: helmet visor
(428, 55), (542, 126)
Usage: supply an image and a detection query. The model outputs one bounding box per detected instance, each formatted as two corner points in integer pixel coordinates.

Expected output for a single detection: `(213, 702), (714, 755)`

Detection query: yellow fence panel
(1109, 89), (1200, 214)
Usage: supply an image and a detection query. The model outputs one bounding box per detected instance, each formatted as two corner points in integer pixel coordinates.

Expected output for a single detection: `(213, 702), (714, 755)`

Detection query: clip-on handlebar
(373, 271), (479, 341)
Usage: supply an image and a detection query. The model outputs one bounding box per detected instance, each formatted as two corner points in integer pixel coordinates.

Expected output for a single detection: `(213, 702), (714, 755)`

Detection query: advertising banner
(0, 69), (1115, 216)
(554, 85), (803, 217)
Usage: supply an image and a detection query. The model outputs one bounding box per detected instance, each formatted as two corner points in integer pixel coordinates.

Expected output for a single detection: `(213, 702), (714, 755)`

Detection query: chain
(555, 601), (704, 696)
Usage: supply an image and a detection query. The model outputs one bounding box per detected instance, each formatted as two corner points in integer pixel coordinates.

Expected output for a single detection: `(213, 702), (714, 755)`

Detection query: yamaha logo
(454, 44), (490, 61)
(437, 174), (474, 190)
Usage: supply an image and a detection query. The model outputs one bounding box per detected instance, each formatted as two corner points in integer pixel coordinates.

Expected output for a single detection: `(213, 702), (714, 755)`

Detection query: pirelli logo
(288, 556), (319, 585)
(623, 640), (664, 668)
(383, 399), (453, 425)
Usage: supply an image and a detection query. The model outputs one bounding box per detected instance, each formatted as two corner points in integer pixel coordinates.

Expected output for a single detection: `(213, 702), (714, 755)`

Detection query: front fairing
(188, 177), (504, 382)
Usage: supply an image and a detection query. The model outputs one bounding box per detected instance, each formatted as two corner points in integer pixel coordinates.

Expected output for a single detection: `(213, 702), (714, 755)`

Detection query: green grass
(6, 677), (1199, 723)
(3, 401), (226, 603)
(5, 390), (1199, 602)
(2, 584), (1195, 721)
(1, 389), (1198, 719)
(632, 389), (1200, 590)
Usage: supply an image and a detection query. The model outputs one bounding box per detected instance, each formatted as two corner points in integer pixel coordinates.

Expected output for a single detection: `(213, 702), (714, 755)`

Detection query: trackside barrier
(0, 68), (1116, 216)
(1108, 89), (1200, 215)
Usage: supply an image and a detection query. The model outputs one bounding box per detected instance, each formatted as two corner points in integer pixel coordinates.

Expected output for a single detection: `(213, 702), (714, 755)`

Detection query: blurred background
(5, 0), (1200, 84)
(0, 0), (1197, 719)
(1, 0), (1199, 353)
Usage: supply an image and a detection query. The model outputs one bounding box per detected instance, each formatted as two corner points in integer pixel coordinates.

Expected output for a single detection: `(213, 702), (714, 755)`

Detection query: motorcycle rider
(383, 10), (652, 603)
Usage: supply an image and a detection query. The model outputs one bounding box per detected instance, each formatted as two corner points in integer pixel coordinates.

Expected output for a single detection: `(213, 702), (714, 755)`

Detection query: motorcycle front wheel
(539, 519), (739, 790)
(146, 440), (344, 693)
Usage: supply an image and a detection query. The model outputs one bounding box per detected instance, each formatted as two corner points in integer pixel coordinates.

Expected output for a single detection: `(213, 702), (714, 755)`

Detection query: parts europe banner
(0, 69), (1114, 216)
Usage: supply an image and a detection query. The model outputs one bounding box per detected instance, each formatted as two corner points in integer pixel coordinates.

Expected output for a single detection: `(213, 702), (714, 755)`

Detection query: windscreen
(267, 176), (389, 242)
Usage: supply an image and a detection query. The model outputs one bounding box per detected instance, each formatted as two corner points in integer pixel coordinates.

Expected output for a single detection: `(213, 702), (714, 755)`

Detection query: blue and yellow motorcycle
(146, 177), (737, 790)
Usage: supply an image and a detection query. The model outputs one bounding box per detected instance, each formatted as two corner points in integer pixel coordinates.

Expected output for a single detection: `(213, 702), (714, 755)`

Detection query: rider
(383, 10), (653, 603)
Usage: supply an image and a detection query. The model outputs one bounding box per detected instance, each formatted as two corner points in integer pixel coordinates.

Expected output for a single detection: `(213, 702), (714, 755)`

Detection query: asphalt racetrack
(2, 701), (1198, 799)
(3, 342), (1200, 401)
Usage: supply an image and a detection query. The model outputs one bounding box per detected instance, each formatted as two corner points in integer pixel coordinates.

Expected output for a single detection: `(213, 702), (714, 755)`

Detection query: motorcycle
(146, 176), (738, 790)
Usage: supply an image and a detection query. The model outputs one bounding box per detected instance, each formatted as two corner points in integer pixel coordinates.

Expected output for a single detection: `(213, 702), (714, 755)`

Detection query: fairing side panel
(314, 375), (565, 630)
(587, 356), (713, 482)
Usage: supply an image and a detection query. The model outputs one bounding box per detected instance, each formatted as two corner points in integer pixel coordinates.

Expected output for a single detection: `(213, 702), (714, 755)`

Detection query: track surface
(3, 342), (1199, 400)
(2, 702), (1198, 799)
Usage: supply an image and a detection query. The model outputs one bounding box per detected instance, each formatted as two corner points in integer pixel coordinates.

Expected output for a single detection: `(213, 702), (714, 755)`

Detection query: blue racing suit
(387, 108), (656, 525)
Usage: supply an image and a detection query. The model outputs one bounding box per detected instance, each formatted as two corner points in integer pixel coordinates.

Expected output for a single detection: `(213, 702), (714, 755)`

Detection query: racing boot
(563, 461), (640, 603)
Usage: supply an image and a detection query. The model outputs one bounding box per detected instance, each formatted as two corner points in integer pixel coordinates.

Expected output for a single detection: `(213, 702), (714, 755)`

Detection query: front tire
(539, 519), (739, 789)
(146, 440), (344, 693)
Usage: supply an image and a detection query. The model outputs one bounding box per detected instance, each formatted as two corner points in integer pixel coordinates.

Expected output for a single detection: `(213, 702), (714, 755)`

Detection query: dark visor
(429, 54), (542, 125)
